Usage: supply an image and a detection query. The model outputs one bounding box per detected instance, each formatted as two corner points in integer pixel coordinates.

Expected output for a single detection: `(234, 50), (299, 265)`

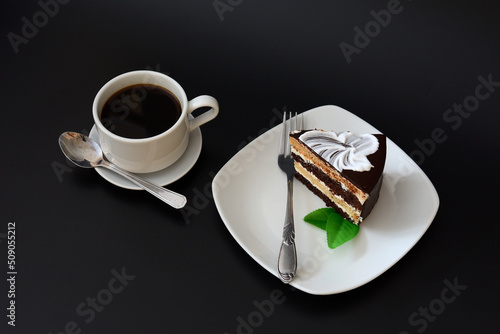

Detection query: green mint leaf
(303, 207), (337, 230)
(326, 214), (359, 249)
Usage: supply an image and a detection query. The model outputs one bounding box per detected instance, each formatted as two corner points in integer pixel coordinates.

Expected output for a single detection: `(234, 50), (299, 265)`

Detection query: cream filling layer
(294, 161), (362, 223)
(291, 144), (368, 205)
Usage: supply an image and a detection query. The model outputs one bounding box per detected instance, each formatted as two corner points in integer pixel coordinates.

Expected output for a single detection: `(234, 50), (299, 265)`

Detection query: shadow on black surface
(63, 162), (190, 224)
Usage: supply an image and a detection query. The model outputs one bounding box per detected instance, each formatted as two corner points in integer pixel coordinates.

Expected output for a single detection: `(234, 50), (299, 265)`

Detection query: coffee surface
(101, 84), (181, 139)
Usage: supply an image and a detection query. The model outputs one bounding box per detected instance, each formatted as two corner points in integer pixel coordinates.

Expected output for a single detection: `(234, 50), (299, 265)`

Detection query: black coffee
(100, 84), (181, 139)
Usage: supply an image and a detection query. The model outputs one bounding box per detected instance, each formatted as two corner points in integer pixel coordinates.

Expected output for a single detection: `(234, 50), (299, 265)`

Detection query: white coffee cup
(92, 70), (219, 173)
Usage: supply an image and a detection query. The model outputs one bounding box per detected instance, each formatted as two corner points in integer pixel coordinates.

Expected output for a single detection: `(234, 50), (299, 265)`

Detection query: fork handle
(278, 177), (297, 283)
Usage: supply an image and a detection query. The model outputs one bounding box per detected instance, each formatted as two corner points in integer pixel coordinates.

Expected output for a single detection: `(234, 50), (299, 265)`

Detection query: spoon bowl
(59, 132), (104, 168)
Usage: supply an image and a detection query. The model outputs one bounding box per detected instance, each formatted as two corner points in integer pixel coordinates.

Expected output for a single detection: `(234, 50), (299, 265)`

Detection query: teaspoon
(58, 132), (187, 209)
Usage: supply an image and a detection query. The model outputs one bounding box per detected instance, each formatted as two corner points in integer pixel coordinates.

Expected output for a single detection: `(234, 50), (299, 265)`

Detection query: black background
(2, 0), (500, 333)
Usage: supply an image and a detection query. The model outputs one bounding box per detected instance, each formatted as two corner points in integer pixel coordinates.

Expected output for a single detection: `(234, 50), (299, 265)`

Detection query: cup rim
(92, 70), (188, 143)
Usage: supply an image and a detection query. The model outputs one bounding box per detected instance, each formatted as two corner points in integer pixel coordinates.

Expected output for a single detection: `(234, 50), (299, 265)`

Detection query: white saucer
(89, 125), (202, 190)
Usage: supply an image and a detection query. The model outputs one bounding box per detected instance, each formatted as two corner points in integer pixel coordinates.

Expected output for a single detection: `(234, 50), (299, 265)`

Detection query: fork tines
(280, 112), (302, 157)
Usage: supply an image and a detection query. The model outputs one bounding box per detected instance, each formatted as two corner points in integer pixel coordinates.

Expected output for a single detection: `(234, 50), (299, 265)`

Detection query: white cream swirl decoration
(299, 130), (379, 172)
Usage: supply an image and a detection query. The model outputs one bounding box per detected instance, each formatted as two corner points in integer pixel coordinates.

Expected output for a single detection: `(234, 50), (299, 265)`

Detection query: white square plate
(212, 105), (439, 295)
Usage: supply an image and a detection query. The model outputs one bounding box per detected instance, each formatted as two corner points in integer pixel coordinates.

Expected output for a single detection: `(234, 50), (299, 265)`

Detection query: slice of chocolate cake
(290, 130), (386, 224)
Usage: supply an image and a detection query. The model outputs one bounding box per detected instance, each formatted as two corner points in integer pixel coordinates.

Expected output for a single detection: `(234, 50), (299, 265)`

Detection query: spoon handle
(100, 162), (187, 209)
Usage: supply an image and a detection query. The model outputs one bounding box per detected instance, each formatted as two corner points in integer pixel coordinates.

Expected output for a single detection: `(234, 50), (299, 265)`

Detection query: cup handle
(187, 95), (219, 131)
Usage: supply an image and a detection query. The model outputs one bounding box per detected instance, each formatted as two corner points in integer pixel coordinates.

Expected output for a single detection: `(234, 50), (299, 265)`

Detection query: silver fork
(277, 111), (301, 283)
